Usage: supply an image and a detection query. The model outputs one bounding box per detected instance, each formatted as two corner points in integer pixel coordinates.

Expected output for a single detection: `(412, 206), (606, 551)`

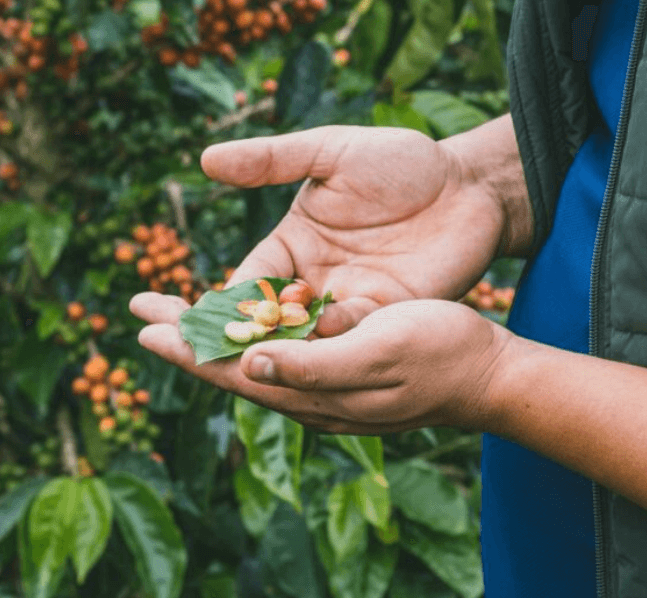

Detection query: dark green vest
(507, 1), (647, 596)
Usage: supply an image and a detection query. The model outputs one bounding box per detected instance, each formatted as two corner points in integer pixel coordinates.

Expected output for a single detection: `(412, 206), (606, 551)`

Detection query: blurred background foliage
(0, 0), (522, 596)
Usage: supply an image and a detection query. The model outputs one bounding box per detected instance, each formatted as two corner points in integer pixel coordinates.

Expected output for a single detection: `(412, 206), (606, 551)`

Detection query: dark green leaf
(108, 451), (175, 503)
(87, 10), (130, 52)
(399, 519), (483, 598)
(327, 481), (368, 563)
(352, 472), (391, 531)
(234, 397), (303, 512)
(372, 102), (431, 135)
(385, 459), (469, 536)
(328, 435), (385, 477)
(78, 400), (112, 472)
(26, 300), (65, 341)
(411, 90), (489, 138)
(0, 476), (50, 543)
(350, 0), (393, 75)
(179, 277), (334, 365)
(0, 202), (31, 240)
(70, 478), (113, 584)
(276, 41), (331, 122)
(234, 463), (279, 538)
(104, 472), (188, 598)
(172, 63), (236, 110)
(27, 208), (72, 278)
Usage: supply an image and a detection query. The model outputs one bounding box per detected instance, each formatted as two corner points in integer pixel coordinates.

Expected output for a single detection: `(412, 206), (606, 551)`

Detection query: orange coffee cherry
(84, 355), (110, 382)
(192, 290), (203, 302)
(235, 9), (254, 28)
(72, 377), (91, 395)
(132, 224), (151, 244)
(28, 54), (45, 72)
(255, 9), (273, 28)
(308, 0), (326, 10)
(90, 383), (109, 403)
(150, 452), (165, 463)
(171, 265), (192, 285)
(180, 282), (194, 295)
(151, 222), (168, 237)
(115, 391), (133, 408)
(182, 50), (201, 68)
(137, 257), (156, 278)
(14, 80), (29, 100)
(67, 301), (86, 321)
(145, 241), (162, 258)
(227, 0), (246, 11)
(158, 47), (179, 66)
(212, 281), (225, 291)
(69, 33), (88, 54)
(88, 314), (109, 334)
(99, 417), (116, 432)
(159, 270), (172, 284)
(114, 242), (136, 264)
(108, 368), (129, 388)
(333, 48), (350, 67)
(154, 252), (174, 271)
(133, 389), (150, 405)
(234, 90), (247, 107)
(476, 280), (493, 295)
(262, 78), (278, 95)
(477, 294), (495, 312)
(170, 243), (191, 263)
(0, 162), (18, 180)
(149, 278), (165, 293)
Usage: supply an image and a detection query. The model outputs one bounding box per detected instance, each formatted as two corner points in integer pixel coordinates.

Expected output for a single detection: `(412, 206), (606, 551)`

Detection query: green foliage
(0, 0), (520, 595)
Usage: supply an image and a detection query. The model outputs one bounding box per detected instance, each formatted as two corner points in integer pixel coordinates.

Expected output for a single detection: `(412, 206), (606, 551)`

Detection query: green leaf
(327, 481), (368, 563)
(462, 0), (505, 85)
(83, 267), (115, 296)
(0, 202), (31, 240)
(234, 463), (279, 538)
(28, 478), (80, 595)
(18, 500), (67, 598)
(0, 476), (50, 543)
(26, 208), (72, 278)
(411, 90), (489, 138)
(350, 0), (393, 76)
(235, 397), (303, 513)
(399, 518), (483, 598)
(87, 10), (131, 52)
(9, 330), (67, 420)
(139, 353), (187, 413)
(259, 502), (327, 598)
(179, 277), (334, 365)
(78, 400), (112, 472)
(276, 41), (331, 123)
(172, 62), (236, 111)
(108, 452), (174, 503)
(384, 0), (455, 90)
(372, 102), (431, 135)
(351, 472), (391, 531)
(26, 300), (65, 341)
(70, 478), (113, 584)
(385, 459), (469, 536)
(127, 0), (162, 27)
(328, 435), (385, 477)
(104, 472), (187, 598)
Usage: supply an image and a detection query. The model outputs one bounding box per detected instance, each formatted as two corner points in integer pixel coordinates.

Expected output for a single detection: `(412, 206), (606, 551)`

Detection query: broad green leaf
(26, 300), (65, 341)
(138, 352), (187, 413)
(463, 0), (505, 85)
(87, 10), (130, 52)
(399, 519), (483, 598)
(18, 501), (67, 598)
(199, 563), (236, 598)
(350, 0), (393, 75)
(108, 451), (174, 503)
(104, 472), (187, 598)
(78, 400), (112, 472)
(385, 459), (469, 536)
(83, 267), (115, 296)
(372, 102), (431, 135)
(384, 0), (455, 90)
(329, 435), (385, 478)
(28, 478), (79, 595)
(10, 330), (67, 420)
(26, 208), (72, 278)
(389, 566), (457, 598)
(276, 41), (331, 122)
(327, 481), (368, 563)
(172, 62), (236, 111)
(0, 202), (31, 240)
(127, 0), (162, 27)
(234, 464), (279, 538)
(0, 476), (50, 543)
(411, 90), (489, 138)
(235, 397), (303, 512)
(179, 277), (334, 365)
(259, 502), (327, 598)
(71, 478), (113, 584)
(352, 472), (391, 531)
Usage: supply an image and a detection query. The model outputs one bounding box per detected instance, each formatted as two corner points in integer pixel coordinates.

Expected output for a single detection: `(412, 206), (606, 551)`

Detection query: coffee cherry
(108, 368), (129, 388)
(137, 439), (154, 452)
(92, 403), (110, 417)
(116, 391), (133, 408)
(132, 225), (151, 244)
(72, 377), (91, 395)
(67, 302), (86, 321)
(115, 408), (131, 426)
(137, 257), (155, 278)
(90, 383), (109, 403)
(150, 452), (165, 463)
(88, 314), (109, 334)
(133, 389), (150, 405)
(115, 430), (133, 445)
(333, 48), (350, 67)
(84, 355), (110, 382)
(262, 78), (278, 95)
(114, 242), (137, 264)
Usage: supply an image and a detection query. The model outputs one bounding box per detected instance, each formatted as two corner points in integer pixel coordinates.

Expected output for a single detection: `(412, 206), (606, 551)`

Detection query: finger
(239, 323), (403, 392)
(129, 292), (191, 325)
(201, 125), (347, 187)
(313, 296), (380, 338)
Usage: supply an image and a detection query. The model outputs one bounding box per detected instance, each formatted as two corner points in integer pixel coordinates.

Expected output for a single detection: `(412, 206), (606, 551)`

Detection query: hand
(129, 293), (512, 435)
(201, 125), (506, 340)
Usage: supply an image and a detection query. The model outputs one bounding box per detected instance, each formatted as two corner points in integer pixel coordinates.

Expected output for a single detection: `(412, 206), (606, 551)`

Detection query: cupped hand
(201, 125), (505, 340)
(129, 292), (512, 435)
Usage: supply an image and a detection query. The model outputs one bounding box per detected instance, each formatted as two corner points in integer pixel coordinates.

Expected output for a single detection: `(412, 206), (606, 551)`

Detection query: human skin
(130, 114), (647, 511)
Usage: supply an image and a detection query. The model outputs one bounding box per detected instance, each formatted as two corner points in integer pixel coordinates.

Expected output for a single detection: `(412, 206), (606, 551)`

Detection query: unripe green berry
(121, 379), (137, 393)
(132, 416), (147, 431)
(13, 465), (27, 478)
(102, 218), (120, 234)
(0, 463), (11, 477)
(115, 431), (133, 445)
(115, 409), (131, 426)
(45, 437), (60, 452)
(37, 453), (55, 468)
(85, 224), (99, 239)
(137, 439), (154, 453)
(5, 480), (19, 492)
(100, 427), (115, 441)
(146, 423), (161, 439)
(29, 443), (44, 457)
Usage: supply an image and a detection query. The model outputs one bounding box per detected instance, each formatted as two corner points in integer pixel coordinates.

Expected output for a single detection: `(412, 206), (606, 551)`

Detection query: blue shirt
(480, 1), (640, 596)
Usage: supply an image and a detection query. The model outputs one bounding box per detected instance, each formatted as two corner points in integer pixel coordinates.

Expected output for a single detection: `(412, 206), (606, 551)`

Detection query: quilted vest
(507, 0), (647, 596)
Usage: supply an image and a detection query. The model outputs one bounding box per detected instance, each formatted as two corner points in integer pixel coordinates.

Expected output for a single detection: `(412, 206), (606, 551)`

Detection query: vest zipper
(589, 2), (647, 598)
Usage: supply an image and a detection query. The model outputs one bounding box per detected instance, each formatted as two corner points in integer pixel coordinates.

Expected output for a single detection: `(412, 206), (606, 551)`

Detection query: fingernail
(248, 355), (276, 382)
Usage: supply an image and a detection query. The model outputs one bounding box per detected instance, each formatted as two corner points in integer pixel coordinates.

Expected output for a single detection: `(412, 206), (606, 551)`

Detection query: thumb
(201, 125), (346, 187)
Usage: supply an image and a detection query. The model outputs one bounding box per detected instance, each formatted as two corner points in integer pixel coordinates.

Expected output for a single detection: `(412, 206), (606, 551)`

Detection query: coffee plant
(0, 0), (521, 597)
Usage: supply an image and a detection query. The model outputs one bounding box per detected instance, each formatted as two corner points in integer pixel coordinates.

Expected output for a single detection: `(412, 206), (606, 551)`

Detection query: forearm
(487, 335), (647, 509)
(439, 113), (534, 258)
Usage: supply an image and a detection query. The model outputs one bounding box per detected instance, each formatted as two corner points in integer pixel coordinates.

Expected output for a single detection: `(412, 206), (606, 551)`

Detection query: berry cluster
(28, 436), (61, 474)
(461, 280), (515, 313)
(0, 161), (19, 194)
(0, 461), (27, 494)
(0, 15), (88, 98)
(66, 301), (109, 334)
(115, 222), (209, 305)
(72, 355), (162, 457)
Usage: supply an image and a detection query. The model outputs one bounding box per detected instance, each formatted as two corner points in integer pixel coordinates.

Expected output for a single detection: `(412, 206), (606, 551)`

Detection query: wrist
(438, 114), (535, 258)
